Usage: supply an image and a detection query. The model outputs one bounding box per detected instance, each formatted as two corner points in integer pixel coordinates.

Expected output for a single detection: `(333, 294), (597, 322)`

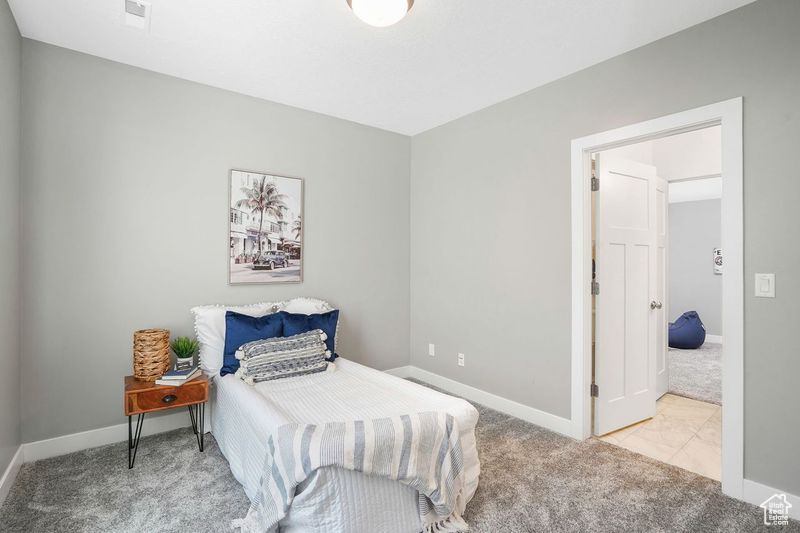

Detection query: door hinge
(591, 176), (600, 191)
(590, 383), (599, 397)
(591, 281), (600, 295)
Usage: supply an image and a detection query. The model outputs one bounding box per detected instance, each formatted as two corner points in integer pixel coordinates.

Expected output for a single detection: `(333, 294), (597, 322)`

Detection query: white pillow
(191, 302), (283, 375)
(279, 298), (340, 355)
(281, 297), (335, 314)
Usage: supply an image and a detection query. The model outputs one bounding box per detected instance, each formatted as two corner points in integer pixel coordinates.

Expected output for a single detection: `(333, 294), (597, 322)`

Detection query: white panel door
(594, 154), (659, 436)
(655, 175), (669, 398)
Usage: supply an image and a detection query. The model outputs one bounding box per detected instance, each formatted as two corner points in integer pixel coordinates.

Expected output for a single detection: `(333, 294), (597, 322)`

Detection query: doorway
(591, 126), (723, 481)
(569, 98), (743, 499)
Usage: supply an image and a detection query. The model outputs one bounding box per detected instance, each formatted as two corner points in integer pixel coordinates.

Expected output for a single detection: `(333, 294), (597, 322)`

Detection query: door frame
(569, 98), (743, 499)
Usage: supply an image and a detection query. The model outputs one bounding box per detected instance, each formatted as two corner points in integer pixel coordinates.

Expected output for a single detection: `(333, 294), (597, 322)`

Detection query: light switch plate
(428, 343), (435, 357)
(754, 273), (775, 298)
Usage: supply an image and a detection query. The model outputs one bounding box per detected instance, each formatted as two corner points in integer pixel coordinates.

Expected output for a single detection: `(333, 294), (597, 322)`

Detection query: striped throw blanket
(233, 411), (468, 533)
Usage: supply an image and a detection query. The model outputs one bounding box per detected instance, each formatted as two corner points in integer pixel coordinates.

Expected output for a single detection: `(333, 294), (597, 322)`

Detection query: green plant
(171, 337), (200, 359)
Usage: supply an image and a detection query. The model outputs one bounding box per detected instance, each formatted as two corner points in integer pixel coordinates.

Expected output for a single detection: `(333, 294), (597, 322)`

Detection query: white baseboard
(14, 365), (571, 466)
(742, 479), (800, 510)
(7, 367), (795, 517)
(23, 411), (192, 463)
(385, 368), (800, 512)
(383, 365), (413, 377)
(705, 335), (723, 344)
(389, 365), (573, 438)
(0, 445), (23, 506)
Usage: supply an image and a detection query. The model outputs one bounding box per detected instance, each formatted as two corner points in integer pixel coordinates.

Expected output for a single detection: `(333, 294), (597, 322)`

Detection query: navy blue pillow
(221, 311), (284, 376)
(281, 310), (339, 361)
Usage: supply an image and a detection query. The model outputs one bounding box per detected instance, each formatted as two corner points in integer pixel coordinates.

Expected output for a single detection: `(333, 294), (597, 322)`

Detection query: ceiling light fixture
(347, 0), (414, 28)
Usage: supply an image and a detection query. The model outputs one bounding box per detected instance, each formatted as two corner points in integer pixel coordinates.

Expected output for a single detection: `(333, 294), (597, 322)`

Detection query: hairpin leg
(128, 413), (145, 469)
(188, 403), (205, 452)
(188, 404), (197, 434)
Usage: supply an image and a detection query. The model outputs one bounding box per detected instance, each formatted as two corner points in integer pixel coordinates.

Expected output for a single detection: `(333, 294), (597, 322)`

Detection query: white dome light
(347, 0), (414, 28)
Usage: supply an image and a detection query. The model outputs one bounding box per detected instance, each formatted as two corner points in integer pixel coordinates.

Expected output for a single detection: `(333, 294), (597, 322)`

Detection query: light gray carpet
(669, 342), (722, 404)
(2, 382), (792, 532)
(0, 429), (250, 533)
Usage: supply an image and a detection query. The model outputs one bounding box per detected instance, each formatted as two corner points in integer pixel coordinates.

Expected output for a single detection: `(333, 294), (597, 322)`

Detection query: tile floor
(597, 393), (722, 480)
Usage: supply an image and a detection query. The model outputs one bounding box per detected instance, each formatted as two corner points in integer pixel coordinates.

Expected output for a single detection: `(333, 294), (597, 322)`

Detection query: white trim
(393, 366), (573, 437)
(669, 173), (722, 183)
(570, 98), (744, 499)
(23, 411), (192, 463)
(705, 335), (723, 344)
(742, 479), (800, 510)
(10, 364), (786, 514)
(10, 365), (573, 468)
(0, 446), (24, 506)
(668, 176), (723, 203)
(383, 365), (413, 378)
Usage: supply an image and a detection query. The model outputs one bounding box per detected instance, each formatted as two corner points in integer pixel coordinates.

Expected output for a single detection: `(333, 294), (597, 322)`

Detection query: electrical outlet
(428, 343), (435, 356)
(457, 353), (465, 367)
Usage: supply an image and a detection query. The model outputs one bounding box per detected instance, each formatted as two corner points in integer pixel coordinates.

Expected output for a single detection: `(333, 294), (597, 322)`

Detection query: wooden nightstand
(124, 374), (209, 468)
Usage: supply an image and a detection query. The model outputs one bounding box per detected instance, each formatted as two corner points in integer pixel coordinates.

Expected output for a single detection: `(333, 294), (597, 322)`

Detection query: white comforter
(211, 358), (480, 533)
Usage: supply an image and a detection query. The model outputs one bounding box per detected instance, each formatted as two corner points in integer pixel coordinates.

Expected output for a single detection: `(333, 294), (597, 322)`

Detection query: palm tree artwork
(235, 177), (288, 255)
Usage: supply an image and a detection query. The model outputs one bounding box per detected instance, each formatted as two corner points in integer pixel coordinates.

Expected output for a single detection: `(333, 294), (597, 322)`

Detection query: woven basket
(133, 329), (171, 382)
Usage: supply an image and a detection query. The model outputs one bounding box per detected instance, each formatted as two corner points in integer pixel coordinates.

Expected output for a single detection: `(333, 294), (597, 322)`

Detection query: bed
(210, 357), (480, 532)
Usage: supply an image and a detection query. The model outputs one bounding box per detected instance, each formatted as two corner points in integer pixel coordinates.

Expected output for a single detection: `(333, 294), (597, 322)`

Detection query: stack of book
(155, 366), (201, 386)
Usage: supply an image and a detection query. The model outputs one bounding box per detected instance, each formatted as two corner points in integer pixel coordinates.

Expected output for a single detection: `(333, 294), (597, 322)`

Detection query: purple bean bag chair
(669, 311), (706, 349)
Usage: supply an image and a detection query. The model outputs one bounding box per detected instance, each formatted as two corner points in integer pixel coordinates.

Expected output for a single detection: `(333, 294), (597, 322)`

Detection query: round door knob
(650, 300), (663, 310)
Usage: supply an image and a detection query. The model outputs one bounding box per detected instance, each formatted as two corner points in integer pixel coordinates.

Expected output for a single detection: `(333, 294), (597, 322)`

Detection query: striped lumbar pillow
(234, 329), (330, 384)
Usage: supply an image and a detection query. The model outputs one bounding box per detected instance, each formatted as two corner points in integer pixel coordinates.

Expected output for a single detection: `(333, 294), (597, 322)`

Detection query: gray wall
(410, 0), (800, 493)
(669, 200), (722, 336)
(0, 0), (21, 476)
(13, 0), (800, 497)
(20, 40), (410, 443)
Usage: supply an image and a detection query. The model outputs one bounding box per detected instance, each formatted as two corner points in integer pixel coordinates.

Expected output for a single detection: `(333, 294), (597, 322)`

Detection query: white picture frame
(228, 169), (304, 284)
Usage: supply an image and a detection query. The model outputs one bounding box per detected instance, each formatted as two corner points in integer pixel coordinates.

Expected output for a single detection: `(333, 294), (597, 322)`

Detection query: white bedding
(211, 358), (480, 533)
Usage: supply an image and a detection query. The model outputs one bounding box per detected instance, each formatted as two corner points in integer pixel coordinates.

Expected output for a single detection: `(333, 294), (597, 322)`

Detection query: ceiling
(602, 125), (723, 202)
(604, 125), (722, 182)
(8, 0), (754, 135)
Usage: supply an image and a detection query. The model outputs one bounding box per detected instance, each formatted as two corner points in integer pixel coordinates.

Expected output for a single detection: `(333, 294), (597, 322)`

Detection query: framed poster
(229, 170), (303, 284)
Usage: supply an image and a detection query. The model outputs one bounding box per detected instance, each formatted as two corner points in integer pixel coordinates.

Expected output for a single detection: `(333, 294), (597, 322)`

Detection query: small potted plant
(171, 336), (200, 371)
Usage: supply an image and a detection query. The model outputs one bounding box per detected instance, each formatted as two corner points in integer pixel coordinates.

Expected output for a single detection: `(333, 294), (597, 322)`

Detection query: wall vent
(124, 0), (151, 31)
